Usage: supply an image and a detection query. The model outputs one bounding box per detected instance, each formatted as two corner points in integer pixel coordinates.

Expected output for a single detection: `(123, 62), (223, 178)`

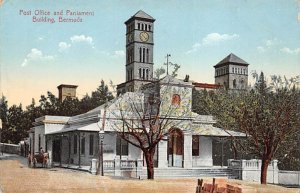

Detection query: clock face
(139, 32), (149, 42)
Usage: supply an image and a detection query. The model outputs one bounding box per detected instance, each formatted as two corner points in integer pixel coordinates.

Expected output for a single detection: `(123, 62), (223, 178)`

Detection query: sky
(0, 0), (299, 107)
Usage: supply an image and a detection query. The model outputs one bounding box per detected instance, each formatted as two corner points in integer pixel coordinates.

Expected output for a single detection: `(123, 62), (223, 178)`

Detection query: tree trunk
(231, 141), (238, 159)
(144, 150), (155, 179)
(260, 158), (270, 184)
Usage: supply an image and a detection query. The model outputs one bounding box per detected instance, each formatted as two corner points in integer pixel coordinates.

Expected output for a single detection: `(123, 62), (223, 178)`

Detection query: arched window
(142, 68), (145, 79)
(131, 48), (134, 62)
(146, 69), (149, 80)
(141, 23), (144, 30)
(139, 47), (142, 62)
(138, 23), (140, 30)
(143, 48), (145, 63)
(139, 68), (142, 79)
(146, 48), (149, 63)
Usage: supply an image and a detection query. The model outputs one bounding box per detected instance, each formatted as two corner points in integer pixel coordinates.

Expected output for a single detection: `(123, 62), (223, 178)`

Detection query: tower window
(138, 23), (140, 30)
(146, 69), (149, 80)
(139, 68), (142, 79)
(232, 67), (234, 73)
(143, 48), (145, 63)
(139, 47), (142, 62)
(145, 24), (147, 31)
(131, 48), (134, 62)
(149, 25), (152, 31)
(146, 48), (149, 63)
(143, 68), (145, 79)
(141, 23), (144, 30)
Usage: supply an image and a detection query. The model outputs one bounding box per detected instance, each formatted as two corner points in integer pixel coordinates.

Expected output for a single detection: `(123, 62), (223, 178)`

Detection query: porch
(52, 159), (236, 179)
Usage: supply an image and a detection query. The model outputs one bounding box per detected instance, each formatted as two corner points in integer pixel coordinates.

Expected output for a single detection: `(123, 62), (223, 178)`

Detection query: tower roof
(57, 84), (78, 89)
(125, 10), (155, 24)
(214, 53), (249, 68)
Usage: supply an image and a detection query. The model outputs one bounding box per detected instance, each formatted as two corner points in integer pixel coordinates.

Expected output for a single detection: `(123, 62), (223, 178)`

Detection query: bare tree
(108, 78), (192, 179)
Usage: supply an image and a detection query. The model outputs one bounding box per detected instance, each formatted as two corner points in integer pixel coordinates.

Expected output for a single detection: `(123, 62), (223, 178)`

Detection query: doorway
(52, 139), (61, 162)
(168, 128), (184, 167)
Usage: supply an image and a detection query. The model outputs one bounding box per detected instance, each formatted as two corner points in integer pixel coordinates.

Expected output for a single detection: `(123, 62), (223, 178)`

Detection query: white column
(158, 139), (168, 168)
(183, 133), (192, 168)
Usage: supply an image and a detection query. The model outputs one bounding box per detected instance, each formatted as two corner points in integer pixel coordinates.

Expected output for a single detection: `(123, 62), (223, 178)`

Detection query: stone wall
(228, 159), (278, 184)
(279, 170), (300, 186)
(0, 143), (20, 154)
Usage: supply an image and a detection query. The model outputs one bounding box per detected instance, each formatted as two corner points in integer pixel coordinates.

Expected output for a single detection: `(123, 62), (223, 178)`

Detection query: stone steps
(140, 167), (237, 179)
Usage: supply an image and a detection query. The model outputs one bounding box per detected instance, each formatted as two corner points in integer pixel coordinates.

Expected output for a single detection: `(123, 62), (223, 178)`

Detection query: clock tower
(117, 10), (155, 94)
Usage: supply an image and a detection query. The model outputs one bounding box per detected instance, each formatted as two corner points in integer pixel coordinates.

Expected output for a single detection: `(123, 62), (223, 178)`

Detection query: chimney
(57, 84), (78, 102)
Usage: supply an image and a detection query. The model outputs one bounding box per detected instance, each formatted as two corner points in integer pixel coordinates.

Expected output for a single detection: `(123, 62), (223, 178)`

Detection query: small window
(138, 23), (140, 30)
(139, 68), (142, 78)
(149, 25), (152, 31)
(116, 136), (128, 156)
(74, 135), (77, 154)
(171, 94), (181, 105)
(146, 69), (149, 80)
(139, 47), (142, 62)
(232, 67), (234, 73)
(81, 137), (85, 154)
(89, 134), (94, 155)
(192, 135), (199, 156)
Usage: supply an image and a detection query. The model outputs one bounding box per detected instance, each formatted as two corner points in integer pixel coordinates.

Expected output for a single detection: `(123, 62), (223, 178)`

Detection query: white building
(29, 10), (246, 178)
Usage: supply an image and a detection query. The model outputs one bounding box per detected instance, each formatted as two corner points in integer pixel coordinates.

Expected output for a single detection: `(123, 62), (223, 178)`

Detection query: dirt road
(0, 157), (299, 193)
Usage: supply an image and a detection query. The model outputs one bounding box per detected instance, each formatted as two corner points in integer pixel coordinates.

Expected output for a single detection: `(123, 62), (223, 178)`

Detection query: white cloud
(21, 48), (54, 67)
(70, 35), (93, 45)
(186, 33), (239, 54)
(38, 37), (44, 41)
(114, 50), (125, 57)
(202, 33), (239, 45)
(58, 42), (71, 52)
(257, 46), (266, 53)
(257, 38), (280, 53)
(280, 47), (300, 54)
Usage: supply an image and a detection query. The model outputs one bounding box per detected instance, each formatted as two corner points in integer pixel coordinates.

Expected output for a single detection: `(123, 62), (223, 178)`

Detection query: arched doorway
(168, 128), (184, 167)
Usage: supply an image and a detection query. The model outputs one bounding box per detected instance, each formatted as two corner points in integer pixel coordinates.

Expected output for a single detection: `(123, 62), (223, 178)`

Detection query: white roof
(191, 124), (245, 137)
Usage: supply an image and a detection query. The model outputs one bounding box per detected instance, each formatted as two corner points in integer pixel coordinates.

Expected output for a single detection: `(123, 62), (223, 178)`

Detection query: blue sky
(0, 0), (299, 106)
